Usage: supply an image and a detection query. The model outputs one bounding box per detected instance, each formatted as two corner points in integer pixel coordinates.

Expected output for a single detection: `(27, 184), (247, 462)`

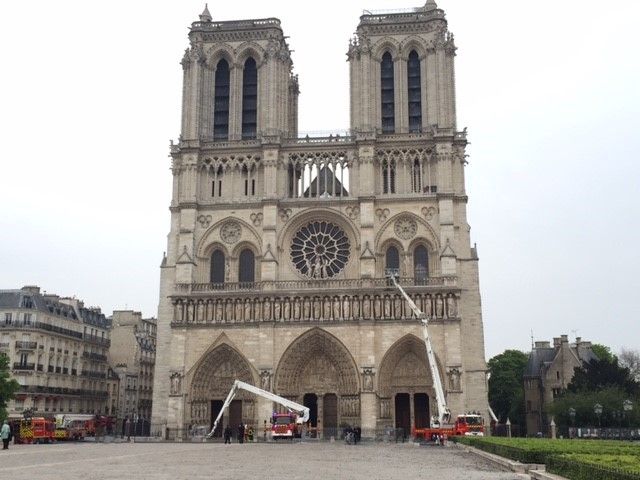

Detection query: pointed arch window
(385, 245), (400, 276)
(382, 159), (396, 194)
(210, 249), (225, 284)
(213, 59), (230, 141)
(238, 249), (255, 286)
(381, 52), (395, 133)
(242, 57), (258, 139)
(407, 50), (422, 133)
(414, 245), (429, 284)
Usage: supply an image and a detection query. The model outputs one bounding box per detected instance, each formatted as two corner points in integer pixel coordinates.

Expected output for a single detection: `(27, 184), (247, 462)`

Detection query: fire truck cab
(271, 412), (302, 439)
(19, 417), (56, 444)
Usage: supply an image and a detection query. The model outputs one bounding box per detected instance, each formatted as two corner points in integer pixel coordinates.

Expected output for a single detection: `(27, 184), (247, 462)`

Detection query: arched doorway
(188, 343), (256, 436)
(378, 335), (437, 436)
(274, 328), (360, 437)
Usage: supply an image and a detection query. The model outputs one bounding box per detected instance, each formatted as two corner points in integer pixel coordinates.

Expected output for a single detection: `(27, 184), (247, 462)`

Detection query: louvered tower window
(381, 52), (395, 133)
(414, 245), (429, 284)
(213, 59), (230, 140)
(238, 249), (255, 285)
(210, 249), (225, 283)
(242, 58), (258, 139)
(407, 50), (422, 133)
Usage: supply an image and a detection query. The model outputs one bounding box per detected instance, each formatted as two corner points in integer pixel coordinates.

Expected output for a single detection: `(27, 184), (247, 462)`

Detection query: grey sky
(1, 1), (638, 359)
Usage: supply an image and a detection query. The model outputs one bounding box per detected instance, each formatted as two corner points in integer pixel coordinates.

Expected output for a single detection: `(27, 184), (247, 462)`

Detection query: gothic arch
(196, 217), (262, 259)
(236, 42), (266, 66)
(188, 342), (257, 402)
(274, 328), (359, 396)
(377, 334), (442, 397)
(374, 211), (439, 252)
(205, 44), (235, 69)
(400, 36), (428, 59)
(372, 37), (401, 62)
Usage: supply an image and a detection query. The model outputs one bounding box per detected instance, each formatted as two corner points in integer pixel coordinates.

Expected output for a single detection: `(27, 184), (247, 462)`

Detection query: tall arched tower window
(213, 59), (230, 140)
(382, 159), (396, 194)
(238, 249), (255, 285)
(414, 245), (428, 284)
(407, 50), (422, 133)
(242, 57), (258, 139)
(210, 249), (226, 283)
(380, 52), (395, 133)
(385, 245), (400, 275)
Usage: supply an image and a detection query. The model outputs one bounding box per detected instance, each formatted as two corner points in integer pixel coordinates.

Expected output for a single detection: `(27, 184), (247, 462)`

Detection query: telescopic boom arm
(207, 380), (310, 438)
(387, 272), (451, 428)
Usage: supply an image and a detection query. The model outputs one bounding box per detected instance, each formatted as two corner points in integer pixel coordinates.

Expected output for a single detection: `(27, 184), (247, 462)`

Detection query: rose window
(291, 221), (350, 278)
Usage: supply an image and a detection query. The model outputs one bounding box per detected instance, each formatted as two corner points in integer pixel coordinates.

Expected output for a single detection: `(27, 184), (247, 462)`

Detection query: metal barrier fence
(146, 424), (411, 443)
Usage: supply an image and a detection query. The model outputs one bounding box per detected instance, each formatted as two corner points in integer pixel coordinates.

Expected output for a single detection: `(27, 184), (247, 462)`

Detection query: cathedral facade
(151, 1), (489, 437)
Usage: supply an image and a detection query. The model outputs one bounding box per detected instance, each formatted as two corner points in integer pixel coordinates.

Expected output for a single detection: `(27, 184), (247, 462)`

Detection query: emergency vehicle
(387, 273), (485, 440)
(271, 412), (303, 439)
(18, 417), (56, 444)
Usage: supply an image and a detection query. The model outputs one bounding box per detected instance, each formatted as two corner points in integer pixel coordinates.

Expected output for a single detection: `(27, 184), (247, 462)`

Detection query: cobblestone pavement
(0, 441), (526, 480)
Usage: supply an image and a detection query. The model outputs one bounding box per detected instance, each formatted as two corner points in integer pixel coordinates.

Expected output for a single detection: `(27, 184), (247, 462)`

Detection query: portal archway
(188, 343), (257, 431)
(275, 328), (360, 433)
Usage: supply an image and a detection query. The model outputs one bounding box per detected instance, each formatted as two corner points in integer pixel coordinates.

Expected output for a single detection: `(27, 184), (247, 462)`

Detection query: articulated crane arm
(388, 273), (451, 428)
(207, 380), (310, 438)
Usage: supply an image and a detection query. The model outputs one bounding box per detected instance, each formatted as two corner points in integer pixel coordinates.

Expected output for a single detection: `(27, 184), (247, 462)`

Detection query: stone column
(409, 393), (415, 437)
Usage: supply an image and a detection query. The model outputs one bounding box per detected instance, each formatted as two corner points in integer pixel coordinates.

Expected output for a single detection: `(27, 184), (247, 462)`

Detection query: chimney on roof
(534, 341), (551, 349)
(553, 337), (561, 348)
(561, 334), (569, 344)
(21, 286), (40, 294)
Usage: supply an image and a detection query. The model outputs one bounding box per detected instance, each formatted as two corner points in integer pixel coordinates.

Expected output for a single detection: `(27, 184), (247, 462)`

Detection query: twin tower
(151, 1), (489, 437)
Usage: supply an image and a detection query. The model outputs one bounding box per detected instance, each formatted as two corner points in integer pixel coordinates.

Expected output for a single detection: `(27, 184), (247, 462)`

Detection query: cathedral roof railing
(190, 17), (282, 33)
(173, 275), (457, 296)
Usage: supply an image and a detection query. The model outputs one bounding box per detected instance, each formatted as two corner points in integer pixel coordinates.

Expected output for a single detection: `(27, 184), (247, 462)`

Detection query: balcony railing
(175, 276), (451, 295)
(13, 362), (35, 371)
(0, 342), (9, 349)
(83, 335), (111, 348)
(81, 370), (107, 379)
(15, 341), (37, 349)
(18, 385), (109, 398)
(0, 321), (83, 340)
(82, 351), (108, 362)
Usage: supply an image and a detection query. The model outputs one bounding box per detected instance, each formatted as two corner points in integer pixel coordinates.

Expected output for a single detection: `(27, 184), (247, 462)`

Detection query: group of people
(223, 423), (254, 444)
(343, 425), (361, 445)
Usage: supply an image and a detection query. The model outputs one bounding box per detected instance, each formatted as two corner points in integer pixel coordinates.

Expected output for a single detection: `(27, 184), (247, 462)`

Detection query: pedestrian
(238, 423), (245, 444)
(1, 420), (11, 450)
(354, 426), (361, 444)
(224, 425), (232, 444)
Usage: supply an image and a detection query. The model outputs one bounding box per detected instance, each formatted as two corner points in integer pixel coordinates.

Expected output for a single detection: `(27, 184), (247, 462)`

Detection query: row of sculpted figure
(174, 293), (458, 324)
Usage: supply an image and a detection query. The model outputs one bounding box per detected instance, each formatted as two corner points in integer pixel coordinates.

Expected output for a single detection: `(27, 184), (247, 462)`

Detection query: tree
(568, 357), (639, 397)
(549, 388), (639, 428)
(619, 347), (640, 382)
(591, 343), (617, 363)
(0, 353), (20, 421)
(487, 349), (528, 425)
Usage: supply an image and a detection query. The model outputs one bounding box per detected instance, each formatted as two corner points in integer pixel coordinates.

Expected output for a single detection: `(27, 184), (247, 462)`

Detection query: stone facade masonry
(152, 1), (489, 438)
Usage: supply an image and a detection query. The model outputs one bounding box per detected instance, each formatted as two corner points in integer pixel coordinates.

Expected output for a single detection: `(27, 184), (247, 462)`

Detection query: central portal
(303, 393), (318, 427)
(323, 393), (338, 436)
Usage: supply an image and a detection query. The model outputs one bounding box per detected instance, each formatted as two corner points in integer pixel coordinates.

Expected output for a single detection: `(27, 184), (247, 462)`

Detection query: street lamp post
(623, 400), (633, 438)
(594, 403), (603, 432)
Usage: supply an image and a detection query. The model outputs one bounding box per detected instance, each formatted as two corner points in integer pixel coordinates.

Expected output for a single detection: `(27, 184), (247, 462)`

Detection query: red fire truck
(413, 413), (485, 440)
(271, 412), (303, 439)
(18, 417), (56, 444)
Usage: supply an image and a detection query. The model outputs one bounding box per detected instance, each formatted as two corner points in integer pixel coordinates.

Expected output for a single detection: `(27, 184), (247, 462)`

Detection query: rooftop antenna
(571, 329), (578, 340)
(530, 329), (534, 349)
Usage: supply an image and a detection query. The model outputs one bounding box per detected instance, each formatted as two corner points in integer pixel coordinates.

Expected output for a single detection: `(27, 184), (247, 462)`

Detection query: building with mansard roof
(151, 1), (489, 438)
(0, 286), (112, 417)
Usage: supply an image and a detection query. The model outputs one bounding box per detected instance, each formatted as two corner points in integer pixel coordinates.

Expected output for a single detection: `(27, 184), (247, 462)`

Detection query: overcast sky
(1, 1), (638, 359)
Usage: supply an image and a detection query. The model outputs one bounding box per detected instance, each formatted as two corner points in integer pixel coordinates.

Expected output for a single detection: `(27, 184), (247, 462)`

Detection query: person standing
(238, 423), (245, 444)
(1, 420), (11, 450)
(223, 425), (232, 444)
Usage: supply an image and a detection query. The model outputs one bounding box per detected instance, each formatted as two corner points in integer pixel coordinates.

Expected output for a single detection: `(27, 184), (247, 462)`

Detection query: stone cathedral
(151, 0), (489, 437)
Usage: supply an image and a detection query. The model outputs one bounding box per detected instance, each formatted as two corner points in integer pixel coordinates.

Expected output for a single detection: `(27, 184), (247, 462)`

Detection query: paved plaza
(0, 441), (525, 480)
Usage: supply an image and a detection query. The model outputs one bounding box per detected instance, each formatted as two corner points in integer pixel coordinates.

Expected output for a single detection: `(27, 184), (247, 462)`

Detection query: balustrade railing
(15, 340), (37, 349)
(13, 362), (35, 371)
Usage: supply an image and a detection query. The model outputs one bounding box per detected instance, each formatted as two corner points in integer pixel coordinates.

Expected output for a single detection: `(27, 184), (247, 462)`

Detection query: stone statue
(260, 370), (272, 391)
(447, 295), (457, 318)
(264, 298), (272, 321)
(215, 301), (223, 322)
(293, 298), (301, 320)
(360, 296), (368, 319)
(170, 373), (182, 395)
(323, 297), (331, 320)
(342, 296), (351, 320)
(225, 300), (233, 322)
(313, 297), (321, 320)
(273, 298), (281, 321)
(244, 300), (252, 322)
(448, 368), (461, 391)
(373, 296), (381, 319)
(383, 296), (391, 318)
(394, 296), (402, 318)
(333, 297), (341, 320)
(436, 296), (444, 318)
(283, 299), (290, 320)
(253, 298), (262, 321)
(303, 297), (311, 320)
(362, 368), (374, 391)
(235, 300), (243, 322)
